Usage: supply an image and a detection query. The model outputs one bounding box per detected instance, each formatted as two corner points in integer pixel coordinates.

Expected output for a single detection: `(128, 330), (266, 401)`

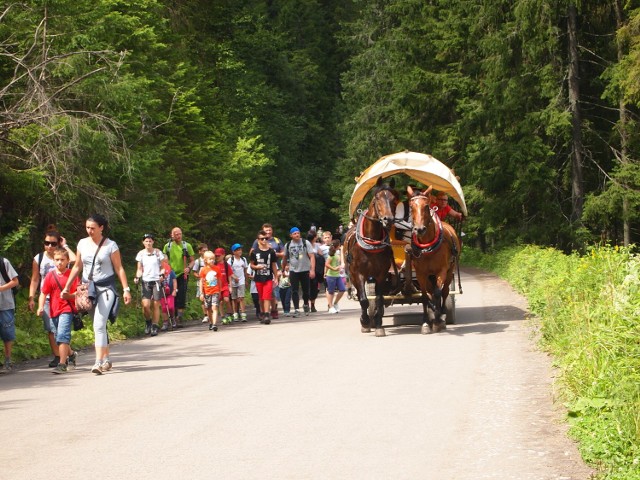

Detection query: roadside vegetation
(463, 245), (640, 480)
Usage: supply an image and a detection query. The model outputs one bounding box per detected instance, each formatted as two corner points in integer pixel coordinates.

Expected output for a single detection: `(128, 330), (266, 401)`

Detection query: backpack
(284, 240), (308, 259)
(164, 240), (189, 259)
(0, 257), (19, 298)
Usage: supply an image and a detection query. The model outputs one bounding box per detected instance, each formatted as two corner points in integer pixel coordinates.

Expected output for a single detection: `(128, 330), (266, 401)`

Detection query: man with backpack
(282, 227), (315, 317)
(0, 256), (19, 373)
(163, 227), (195, 327)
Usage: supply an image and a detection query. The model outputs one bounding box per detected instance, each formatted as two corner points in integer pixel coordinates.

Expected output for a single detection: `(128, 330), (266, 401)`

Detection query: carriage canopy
(348, 151), (468, 217)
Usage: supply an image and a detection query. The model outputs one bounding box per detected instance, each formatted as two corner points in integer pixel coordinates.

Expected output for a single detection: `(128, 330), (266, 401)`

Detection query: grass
(463, 245), (640, 479)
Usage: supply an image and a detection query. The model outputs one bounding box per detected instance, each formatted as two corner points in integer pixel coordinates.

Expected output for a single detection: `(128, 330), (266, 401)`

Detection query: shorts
(326, 276), (346, 294)
(255, 281), (273, 301)
(221, 288), (230, 300)
(54, 312), (73, 344)
(231, 285), (245, 300)
(42, 298), (53, 333)
(195, 280), (202, 298)
(141, 281), (162, 301)
(160, 295), (175, 315)
(203, 293), (220, 309)
(0, 309), (16, 342)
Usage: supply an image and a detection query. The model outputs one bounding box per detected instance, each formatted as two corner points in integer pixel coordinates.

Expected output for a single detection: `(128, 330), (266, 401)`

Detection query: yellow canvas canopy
(348, 151), (467, 217)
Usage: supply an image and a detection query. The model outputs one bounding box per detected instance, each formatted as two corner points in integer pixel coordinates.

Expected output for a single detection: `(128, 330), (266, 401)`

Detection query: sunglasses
(258, 237), (267, 241)
(44, 241), (58, 247)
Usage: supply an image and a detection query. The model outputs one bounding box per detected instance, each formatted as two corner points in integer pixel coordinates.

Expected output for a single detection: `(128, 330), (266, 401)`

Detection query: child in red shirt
(199, 251), (220, 331)
(38, 248), (79, 373)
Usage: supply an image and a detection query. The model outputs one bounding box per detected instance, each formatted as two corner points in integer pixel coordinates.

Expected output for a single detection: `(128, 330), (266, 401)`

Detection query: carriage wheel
(445, 295), (456, 324)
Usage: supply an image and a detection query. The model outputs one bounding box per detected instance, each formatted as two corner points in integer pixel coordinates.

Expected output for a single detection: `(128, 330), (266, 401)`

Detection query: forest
(2, 0), (640, 267)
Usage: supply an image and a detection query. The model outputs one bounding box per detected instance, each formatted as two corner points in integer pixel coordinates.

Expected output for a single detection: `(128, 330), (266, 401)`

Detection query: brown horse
(407, 185), (460, 334)
(344, 177), (399, 337)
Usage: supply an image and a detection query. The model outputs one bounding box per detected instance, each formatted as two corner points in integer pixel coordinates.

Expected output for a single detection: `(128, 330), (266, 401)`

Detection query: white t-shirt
(228, 256), (247, 287)
(135, 248), (165, 281)
(77, 237), (119, 282)
(34, 252), (56, 291)
(0, 258), (18, 310)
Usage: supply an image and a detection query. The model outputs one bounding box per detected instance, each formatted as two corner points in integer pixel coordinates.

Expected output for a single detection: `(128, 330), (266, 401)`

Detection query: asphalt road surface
(1, 267), (593, 480)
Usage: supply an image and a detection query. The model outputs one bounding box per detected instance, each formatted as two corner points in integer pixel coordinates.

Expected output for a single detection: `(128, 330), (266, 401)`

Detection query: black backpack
(0, 257), (18, 298)
(314, 253), (325, 280)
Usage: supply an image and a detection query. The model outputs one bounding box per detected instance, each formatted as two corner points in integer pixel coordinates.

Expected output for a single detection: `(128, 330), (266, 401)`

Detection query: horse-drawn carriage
(343, 151), (467, 336)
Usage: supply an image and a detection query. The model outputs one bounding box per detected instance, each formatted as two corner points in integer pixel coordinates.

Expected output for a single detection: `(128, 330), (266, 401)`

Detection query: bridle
(353, 186), (398, 253)
(409, 194), (443, 257)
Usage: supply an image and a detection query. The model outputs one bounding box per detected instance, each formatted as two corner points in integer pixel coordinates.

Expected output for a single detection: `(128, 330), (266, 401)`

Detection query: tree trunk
(614, 0), (631, 247)
(567, 4), (584, 223)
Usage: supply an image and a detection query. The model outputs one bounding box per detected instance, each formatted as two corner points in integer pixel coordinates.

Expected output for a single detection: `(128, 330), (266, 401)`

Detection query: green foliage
(464, 245), (640, 479)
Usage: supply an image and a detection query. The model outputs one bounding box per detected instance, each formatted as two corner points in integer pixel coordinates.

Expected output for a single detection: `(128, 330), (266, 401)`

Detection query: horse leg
(431, 284), (446, 333)
(373, 281), (386, 337)
(355, 276), (372, 333)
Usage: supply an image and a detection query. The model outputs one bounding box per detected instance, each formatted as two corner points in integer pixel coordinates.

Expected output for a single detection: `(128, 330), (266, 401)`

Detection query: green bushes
(463, 246), (640, 479)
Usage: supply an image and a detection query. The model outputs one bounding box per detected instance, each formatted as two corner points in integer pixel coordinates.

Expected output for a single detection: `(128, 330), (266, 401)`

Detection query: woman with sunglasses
(28, 225), (76, 368)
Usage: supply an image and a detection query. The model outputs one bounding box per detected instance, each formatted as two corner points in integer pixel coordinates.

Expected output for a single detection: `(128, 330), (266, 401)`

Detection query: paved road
(0, 268), (592, 480)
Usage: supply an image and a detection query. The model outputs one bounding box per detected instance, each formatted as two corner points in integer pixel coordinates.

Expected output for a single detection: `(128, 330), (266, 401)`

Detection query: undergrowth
(463, 245), (640, 479)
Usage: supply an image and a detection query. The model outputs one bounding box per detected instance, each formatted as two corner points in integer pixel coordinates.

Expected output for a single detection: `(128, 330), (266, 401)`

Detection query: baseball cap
(214, 247), (226, 256)
(231, 243), (242, 252)
(290, 227), (300, 234)
(143, 233), (155, 240)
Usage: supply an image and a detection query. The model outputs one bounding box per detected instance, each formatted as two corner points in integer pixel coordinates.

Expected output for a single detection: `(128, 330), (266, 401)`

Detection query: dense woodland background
(2, 0), (640, 272)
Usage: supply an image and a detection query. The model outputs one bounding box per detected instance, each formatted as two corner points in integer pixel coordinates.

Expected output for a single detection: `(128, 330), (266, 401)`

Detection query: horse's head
(370, 177), (399, 229)
(408, 185), (434, 237)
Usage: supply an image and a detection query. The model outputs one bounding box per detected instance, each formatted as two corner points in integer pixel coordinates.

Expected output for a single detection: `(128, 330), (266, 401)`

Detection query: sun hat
(290, 227), (300, 234)
(231, 243), (242, 252)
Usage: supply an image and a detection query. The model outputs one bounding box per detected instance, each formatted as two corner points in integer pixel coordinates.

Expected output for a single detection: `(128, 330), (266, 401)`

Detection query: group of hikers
(0, 217), (348, 376)
(0, 189), (463, 376)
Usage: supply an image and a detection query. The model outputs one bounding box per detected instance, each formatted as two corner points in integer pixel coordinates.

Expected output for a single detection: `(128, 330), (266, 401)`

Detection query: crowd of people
(0, 190), (462, 376)
(0, 218), (348, 376)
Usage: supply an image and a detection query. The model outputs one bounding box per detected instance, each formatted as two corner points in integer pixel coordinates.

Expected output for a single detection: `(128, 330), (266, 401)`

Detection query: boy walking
(134, 234), (164, 336)
(0, 256), (19, 373)
(38, 248), (79, 373)
(249, 230), (280, 324)
(228, 244), (248, 322)
(199, 251), (220, 331)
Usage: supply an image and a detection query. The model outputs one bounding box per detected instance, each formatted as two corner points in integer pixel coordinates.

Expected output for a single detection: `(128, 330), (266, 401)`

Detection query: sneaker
(334, 303), (340, 313)
(52, 363), (68, 374)
(212, 324), (218, 332)
(233, 313), (239, 322)
(208, 323), (214, 331)
(328, 306), (337, 314)
(171, 318), (177, 329)
(263, 314), (271, 325)
(49, 356), (60, 368)
(292, 309), (300, 318)
(271, 311), (279, 320)
(303, 305), (310, 316)
(101, 359), (112, 371)
(0, 362), (13, 374)
(284, 312), (290, 317)
(91, 362), (103, 375)
(160, 324), (168, 332)
(151, 324), (159, 336)
(67, 351), (78, 369)
(310, 305), (317, 313)
(144, 321), (152, 335)
(241, 313), (247, 323)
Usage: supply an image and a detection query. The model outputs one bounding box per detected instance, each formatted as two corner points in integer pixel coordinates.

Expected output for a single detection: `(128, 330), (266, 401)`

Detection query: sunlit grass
(463, 245), (640, 479)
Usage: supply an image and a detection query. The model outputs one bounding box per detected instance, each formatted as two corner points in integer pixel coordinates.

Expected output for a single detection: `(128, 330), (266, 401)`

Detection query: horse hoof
(375, 328), (386, 337)
(421, 323), (432, 335)
(432, 323), (446, 333)
(361, 327), (372, 333)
